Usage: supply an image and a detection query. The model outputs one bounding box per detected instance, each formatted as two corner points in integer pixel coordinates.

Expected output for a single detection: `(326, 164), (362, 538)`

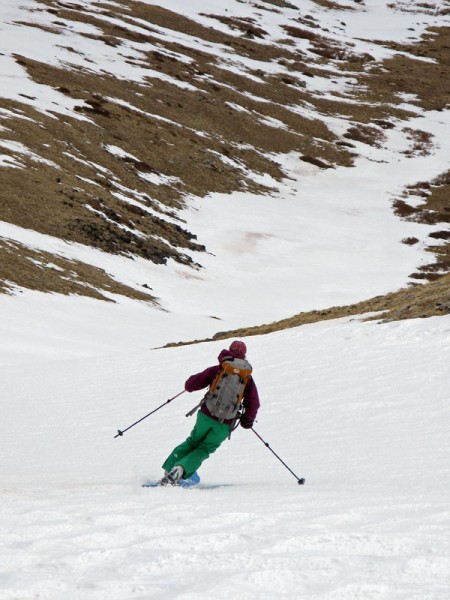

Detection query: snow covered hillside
(1, 316), (450, 599)
(1, 1), (450, 599)
(1, 0), (450, 357)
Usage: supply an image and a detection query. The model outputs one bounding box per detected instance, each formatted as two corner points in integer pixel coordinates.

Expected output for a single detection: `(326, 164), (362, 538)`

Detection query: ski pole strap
(227, 412), (242, 440)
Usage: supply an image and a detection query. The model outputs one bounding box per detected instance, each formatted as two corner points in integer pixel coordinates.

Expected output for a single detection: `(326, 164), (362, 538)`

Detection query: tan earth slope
(1, 0), (449, 324)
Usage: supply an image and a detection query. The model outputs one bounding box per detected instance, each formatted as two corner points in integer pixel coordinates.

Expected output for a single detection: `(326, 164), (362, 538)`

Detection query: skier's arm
(240, 378), (260, 428)
(185, 365), (219, 392)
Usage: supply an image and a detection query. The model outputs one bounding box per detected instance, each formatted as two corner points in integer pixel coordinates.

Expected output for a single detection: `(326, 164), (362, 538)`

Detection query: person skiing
(160, 340), (260, 486)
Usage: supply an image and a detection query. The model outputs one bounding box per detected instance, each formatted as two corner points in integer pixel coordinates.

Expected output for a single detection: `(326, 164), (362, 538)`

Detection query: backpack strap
(185, 400), (203, 418)
(185, 361), (229, 417)
(208, 357), (233, 395)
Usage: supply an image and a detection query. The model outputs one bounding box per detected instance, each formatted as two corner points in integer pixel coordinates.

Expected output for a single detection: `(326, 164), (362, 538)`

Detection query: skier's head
(229, 340), (247, 359)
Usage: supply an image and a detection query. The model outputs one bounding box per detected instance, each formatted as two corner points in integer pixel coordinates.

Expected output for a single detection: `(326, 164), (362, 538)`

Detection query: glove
(240, 415), (253, 429)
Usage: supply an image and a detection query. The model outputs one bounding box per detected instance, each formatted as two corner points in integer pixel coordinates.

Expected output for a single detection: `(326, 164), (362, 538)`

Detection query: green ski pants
(162, 411), (231, 479)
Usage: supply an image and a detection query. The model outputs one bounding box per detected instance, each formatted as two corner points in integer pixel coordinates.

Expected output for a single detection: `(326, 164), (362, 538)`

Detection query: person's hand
(240, 415), (253, 429)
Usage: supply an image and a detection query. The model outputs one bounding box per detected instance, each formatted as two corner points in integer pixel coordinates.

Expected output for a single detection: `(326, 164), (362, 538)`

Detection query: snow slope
(1, 315), (449, 599)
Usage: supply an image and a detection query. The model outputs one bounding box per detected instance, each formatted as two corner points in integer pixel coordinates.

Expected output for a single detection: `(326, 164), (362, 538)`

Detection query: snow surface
(1, 1), (450, 598)
(1, 316), (450, 599)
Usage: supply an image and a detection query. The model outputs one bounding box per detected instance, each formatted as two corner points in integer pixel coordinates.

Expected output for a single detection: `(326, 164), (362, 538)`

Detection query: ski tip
(178, 471), (201, 488)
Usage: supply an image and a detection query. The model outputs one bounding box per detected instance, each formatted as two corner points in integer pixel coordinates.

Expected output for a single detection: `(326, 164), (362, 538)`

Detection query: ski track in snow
(1, 316), (450, 599)
(2, 486), (449, 600)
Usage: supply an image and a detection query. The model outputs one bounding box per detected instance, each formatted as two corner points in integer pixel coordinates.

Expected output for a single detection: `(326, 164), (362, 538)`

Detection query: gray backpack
(204, 357), (253, 422)
(186, 357), (253, 422)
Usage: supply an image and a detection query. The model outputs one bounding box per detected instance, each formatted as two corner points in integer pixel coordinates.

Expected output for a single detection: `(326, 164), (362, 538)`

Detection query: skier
(160, 340), (260, 486)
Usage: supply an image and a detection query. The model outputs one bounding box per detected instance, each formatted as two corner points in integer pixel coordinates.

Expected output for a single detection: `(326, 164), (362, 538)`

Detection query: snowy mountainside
(1, 0), (450, 359)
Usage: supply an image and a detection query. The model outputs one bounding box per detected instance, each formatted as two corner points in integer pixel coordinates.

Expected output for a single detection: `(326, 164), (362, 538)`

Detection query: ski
(142, 471), (201, 489)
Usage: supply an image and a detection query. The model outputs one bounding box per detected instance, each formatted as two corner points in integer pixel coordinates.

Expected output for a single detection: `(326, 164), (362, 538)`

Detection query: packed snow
(1, 1), (450, 598)
(1, 316), (449, 599)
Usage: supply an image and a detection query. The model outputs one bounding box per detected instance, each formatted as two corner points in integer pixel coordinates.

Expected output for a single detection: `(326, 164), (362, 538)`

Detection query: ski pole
(252, 428), (305, 485)
(114, 390), (185, 438)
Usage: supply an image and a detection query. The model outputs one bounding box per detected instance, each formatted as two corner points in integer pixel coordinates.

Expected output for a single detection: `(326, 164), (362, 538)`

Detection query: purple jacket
(185, 349), (260, 425)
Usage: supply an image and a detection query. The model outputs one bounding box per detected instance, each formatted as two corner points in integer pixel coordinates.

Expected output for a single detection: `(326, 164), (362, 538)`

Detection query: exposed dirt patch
(0, 238), (156, 302)
(362, 27), (450, 112)
(344, 124), (386, 147)
(311, 0), (356, 10)
(401, 128), (434, 157)
(282, 24), (374, 62)
(258, 0), (297, 9)
(393, 170), (450, 281)
(201, 14), (269, 39)
(387, 1), (450, 16)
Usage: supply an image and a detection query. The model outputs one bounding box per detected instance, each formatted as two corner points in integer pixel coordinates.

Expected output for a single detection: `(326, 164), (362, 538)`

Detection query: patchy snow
(0, 139), (59, 167)
(0, 154), (22, 168)
(0, 0), (449, 352)
(138, 171), (182, 187)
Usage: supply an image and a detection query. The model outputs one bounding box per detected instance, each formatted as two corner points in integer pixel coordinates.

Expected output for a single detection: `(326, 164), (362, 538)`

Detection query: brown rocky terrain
(1, 0), (449, 325)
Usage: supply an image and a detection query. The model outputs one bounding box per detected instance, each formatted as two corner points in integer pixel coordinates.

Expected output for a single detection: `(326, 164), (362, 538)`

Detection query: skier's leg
(176, 413), (230, 478)
(161, 411), (212, 473)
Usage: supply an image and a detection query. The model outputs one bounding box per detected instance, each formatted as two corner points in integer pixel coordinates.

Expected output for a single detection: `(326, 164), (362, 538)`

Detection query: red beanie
(229, 340), (247, 359)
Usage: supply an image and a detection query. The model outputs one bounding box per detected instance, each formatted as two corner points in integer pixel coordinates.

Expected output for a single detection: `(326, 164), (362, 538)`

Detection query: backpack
(185, 357), (253, 423)
(204, 357), (253, 422)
